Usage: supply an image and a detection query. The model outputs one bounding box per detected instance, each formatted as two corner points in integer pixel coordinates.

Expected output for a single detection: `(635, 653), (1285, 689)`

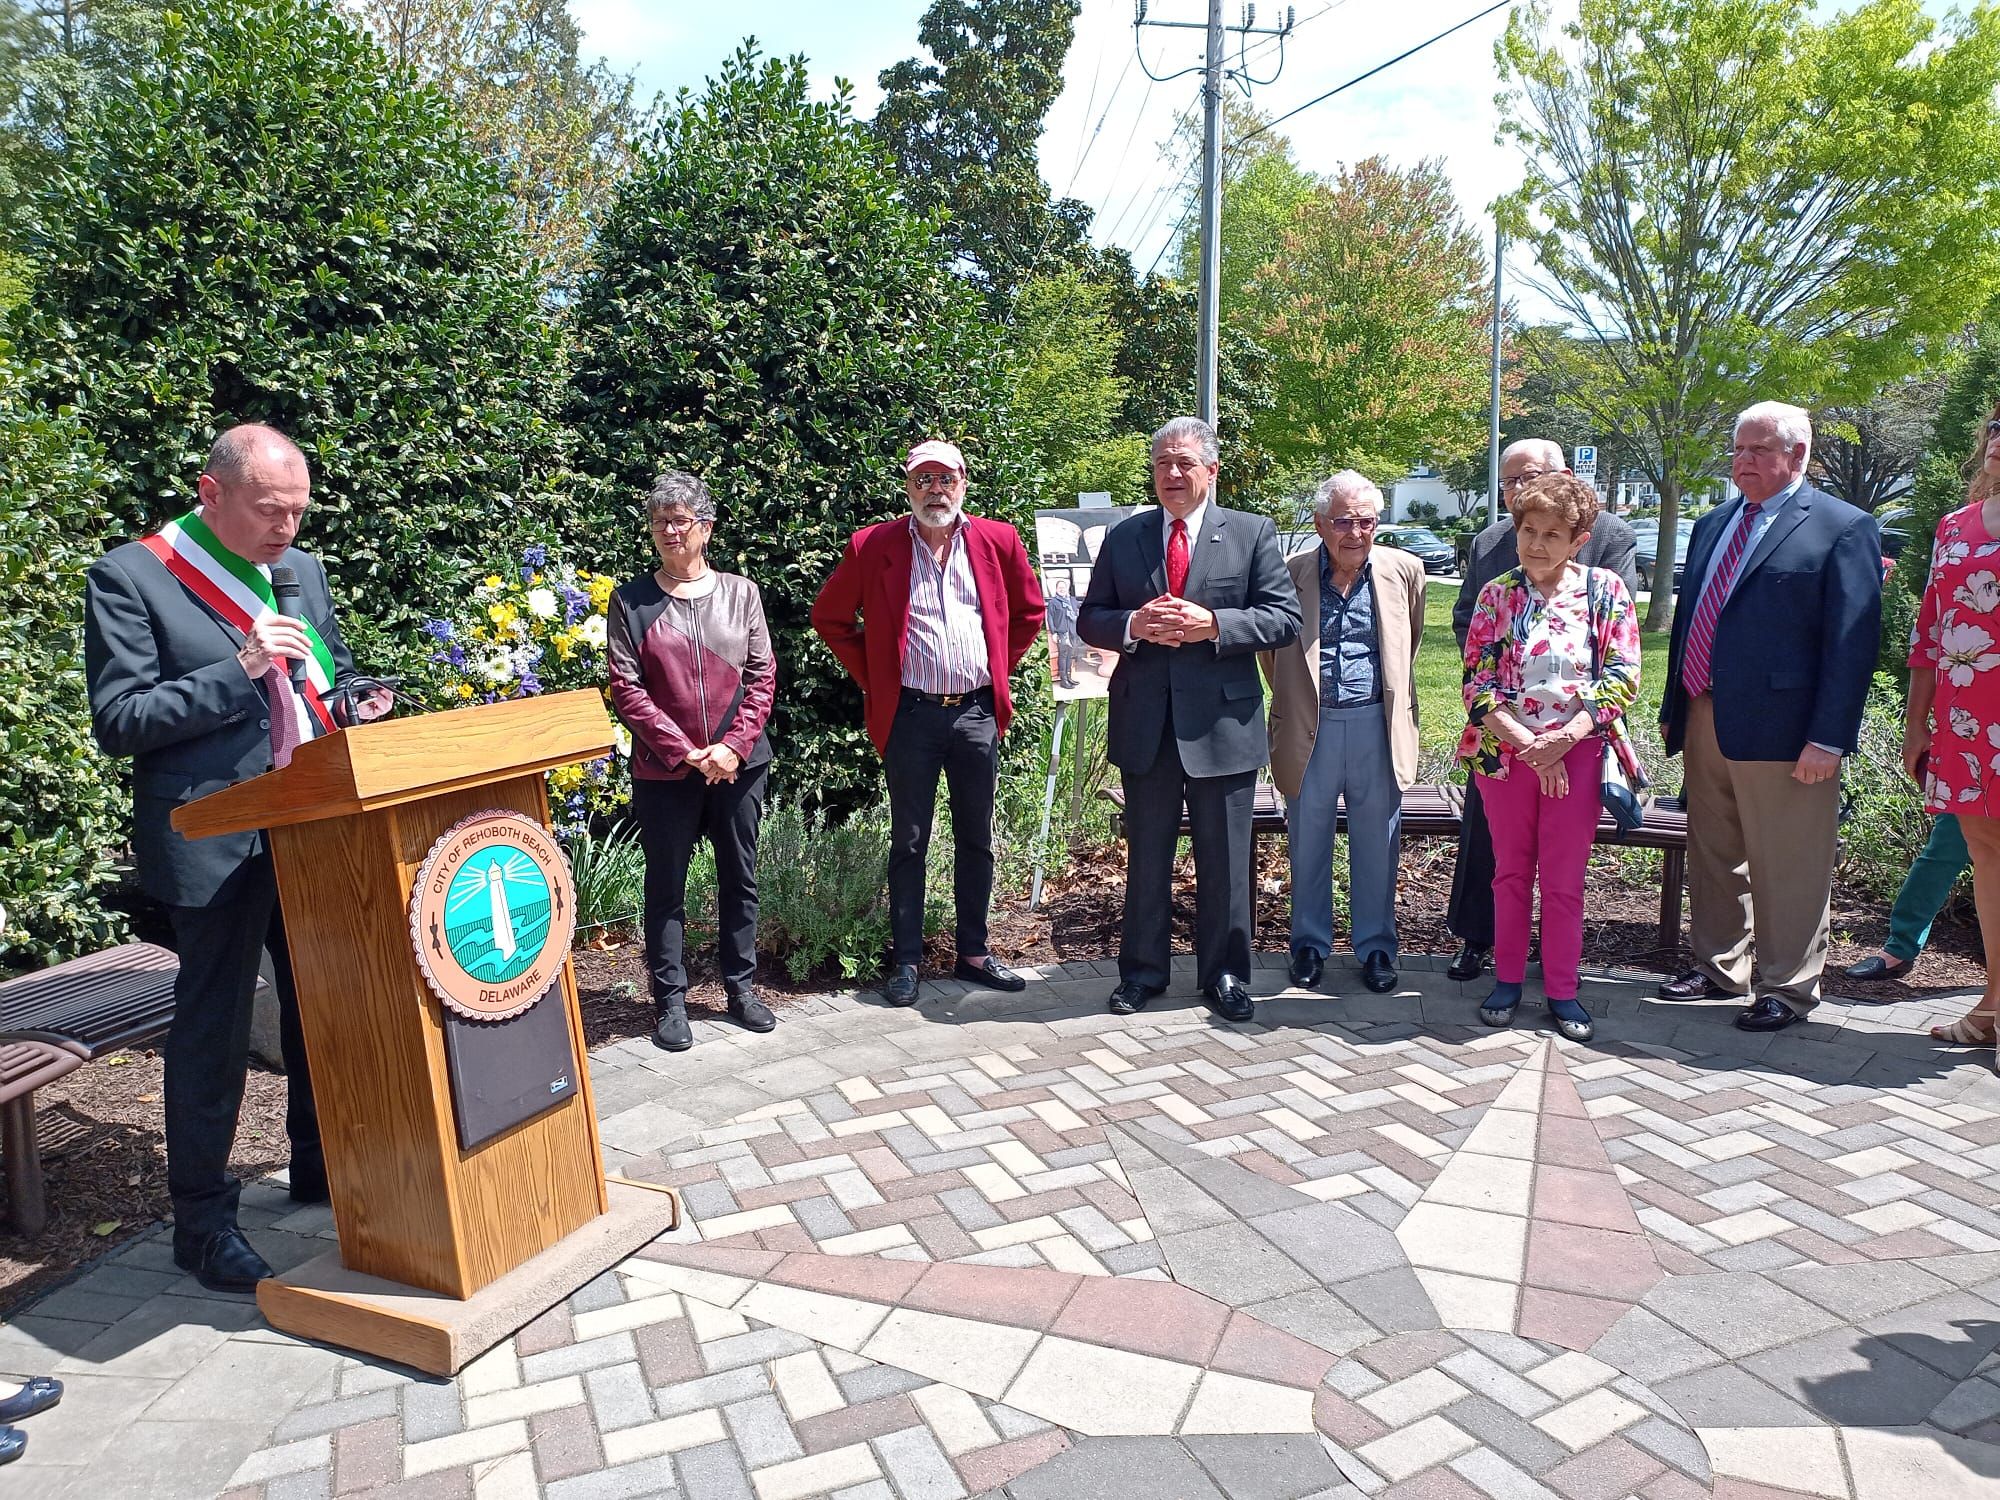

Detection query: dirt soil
(3, 841), (1986, 1316)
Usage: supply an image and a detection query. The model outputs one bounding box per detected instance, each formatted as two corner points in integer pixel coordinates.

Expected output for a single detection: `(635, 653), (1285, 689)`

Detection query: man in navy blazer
(1656, 402), (1881, 1031)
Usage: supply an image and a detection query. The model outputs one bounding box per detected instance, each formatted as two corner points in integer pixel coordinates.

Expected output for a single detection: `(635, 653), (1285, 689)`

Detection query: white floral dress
(1912, 501), (2000, 815)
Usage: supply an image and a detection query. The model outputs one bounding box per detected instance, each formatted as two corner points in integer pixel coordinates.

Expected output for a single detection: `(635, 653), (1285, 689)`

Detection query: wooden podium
(173, 691), (679, 1374)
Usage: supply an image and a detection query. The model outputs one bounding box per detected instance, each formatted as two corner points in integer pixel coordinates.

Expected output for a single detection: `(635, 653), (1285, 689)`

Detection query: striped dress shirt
(901, 518), (991, 693)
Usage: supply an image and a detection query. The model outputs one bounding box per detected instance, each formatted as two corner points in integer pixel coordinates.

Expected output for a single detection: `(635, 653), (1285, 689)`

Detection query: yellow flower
(488, 602), (518, 629)
(456, 683), (474, 700)
(588, 576), (615, 610)
(483, 575), (502, 589)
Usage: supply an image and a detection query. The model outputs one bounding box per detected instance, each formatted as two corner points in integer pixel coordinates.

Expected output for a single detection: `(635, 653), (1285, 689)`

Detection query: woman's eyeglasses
(649, 515), (707, 535)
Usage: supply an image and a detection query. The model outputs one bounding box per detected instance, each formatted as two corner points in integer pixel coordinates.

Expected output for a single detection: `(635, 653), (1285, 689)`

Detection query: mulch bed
(2, 839), (1985, 1316)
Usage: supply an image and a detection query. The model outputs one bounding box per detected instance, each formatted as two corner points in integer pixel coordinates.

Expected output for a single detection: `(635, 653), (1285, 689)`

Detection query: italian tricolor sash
(140, 510), (337, 737)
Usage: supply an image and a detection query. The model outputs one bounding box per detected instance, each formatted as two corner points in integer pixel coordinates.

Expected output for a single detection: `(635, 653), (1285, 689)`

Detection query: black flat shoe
(1108, 982), (1161, 1016)
(1736, 995), (1804, 1033)
(1288, 949), (1324, 988)
(882, 964), (921, 1007)
(1657, 968), (1741, 1002)
(1203, 974), (1255, 1023)
(1842, 954), (1914, 981)
(0, 1377), (60, 1424)
(0, 1426), (22, 1465)
(173, 1227), (273, 1293)
(726, 991), (777, 1032)
(954, 956), (1027, 992)
(654, 1005), (693, 1051)
(1361, 952), (1397, 994)
(1447, 942), (1490, 981)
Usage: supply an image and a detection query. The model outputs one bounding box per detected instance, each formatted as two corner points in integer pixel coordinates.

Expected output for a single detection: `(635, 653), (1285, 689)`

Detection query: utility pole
(1486, 223), (1504, 527)
(1136, 3), (1296, 427)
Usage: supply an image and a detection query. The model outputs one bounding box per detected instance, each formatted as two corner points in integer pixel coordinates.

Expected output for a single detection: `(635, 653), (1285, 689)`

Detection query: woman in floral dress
(1460, 473), (1643, 1042)
(1906, 401), (2000, 1045)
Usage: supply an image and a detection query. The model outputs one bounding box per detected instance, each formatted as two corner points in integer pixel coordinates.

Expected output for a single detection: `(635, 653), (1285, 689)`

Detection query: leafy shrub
(567, 821), (647, 934)
(756, 803), (908, 981)
(1840, 676), (1939, 905)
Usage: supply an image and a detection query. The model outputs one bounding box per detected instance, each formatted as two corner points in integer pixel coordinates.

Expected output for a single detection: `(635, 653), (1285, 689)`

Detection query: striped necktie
(1680, 500), (1763, 698)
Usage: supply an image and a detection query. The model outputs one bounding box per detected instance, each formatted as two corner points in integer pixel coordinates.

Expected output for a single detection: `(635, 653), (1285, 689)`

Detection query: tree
(1007, 268), (1144, 505)
(1499, 0), (2000, 630)
(873, 0), (1092, 303)
(9, 0), (572, 670)
(568, 46), (1035, 814)
(1812, 369), (1948, 514)
(352, 0), (648, 294)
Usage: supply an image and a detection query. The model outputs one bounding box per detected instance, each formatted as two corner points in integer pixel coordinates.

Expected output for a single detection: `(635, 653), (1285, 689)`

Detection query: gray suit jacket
(85, 540), (358, 907)
(1452, 511), (1641, 652)
(1077, 505), (1301, 778)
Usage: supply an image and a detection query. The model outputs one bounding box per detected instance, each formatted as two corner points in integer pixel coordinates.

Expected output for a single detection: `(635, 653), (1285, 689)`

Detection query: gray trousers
(1286, 703), (1401, 961)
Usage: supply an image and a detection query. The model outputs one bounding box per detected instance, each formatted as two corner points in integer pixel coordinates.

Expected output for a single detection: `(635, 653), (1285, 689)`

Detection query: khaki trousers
(1683, 695), (1839, 1013)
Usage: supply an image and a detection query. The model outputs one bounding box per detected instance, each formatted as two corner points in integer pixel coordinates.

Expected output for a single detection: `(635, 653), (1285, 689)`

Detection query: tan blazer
(1261, 542), (1426, 799)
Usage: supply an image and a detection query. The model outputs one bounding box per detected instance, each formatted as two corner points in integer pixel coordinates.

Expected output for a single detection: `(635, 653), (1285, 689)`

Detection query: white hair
(1312, 469), (1383, 516)
(1734, 401), (1813, 462)
(1499, 437), (1565, 471)
(1151, 416), (1219, 466)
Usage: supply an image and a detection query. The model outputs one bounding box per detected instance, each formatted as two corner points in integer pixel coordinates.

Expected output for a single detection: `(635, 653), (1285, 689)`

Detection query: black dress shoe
(1446, 942), (1490, 981)
(1657, 968), (1740, 1002)
(654, 1004), (693, 1051)
(1203, 974), (1255, 1023)
(883, 964), (921, 1007)
(1736, 995), (1804, 1032)
(173, 1227), (274, 1292)
(1361, 952), (1397, 994)
(1842, 953), (1914, 981)
(1288, 949), (1324, 988)
(0, 1426), (22, 1465)
(1107, 981), (1161, 1015)
(287, 1161), (330, 1205)
(726, 991), (777, 1032)
(0, 1377), (60, 1424)
(955, 956), (1027, 992)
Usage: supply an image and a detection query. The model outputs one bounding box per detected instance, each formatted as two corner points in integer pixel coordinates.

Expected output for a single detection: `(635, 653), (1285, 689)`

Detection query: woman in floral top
(1459, 473), (1642, 1041)
(1906, 399), (2000, 1046)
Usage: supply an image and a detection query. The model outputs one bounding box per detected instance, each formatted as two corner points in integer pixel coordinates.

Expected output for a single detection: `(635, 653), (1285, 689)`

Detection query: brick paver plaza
(6, 954), (2000, 1499)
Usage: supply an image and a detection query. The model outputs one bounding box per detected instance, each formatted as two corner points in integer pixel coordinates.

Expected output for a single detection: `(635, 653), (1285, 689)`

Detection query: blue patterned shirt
(1319, 550), (1381, 708)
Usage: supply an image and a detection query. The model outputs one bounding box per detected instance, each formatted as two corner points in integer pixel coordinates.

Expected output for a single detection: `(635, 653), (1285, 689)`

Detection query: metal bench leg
(1, 1093), (48, 1238)
(1660, 848), (1686, 954)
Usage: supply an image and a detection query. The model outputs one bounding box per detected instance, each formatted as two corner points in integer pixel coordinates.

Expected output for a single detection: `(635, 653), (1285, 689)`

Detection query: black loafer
(1361, 952), (1397, 994)
(1447, 942), (1490, 981)
(1736, 995), (1804, 1032)
(1108, 982), (1161, 1015)
(1842, 954), (1914, 981)
(0, 1426), (22, 1465)
(955, 956), (1027, 992)
(726, 992), (777, 1032)
(883, 964), (921, 1007)
(0, 1377), (60, 1424)
(1203, 974), (1255, 1023)
(173, 1227), (273, 1293)
(1288, 949), (1324, 988)
(1657, 968), (1740, 1002)
(654, 1006), (693, 1051)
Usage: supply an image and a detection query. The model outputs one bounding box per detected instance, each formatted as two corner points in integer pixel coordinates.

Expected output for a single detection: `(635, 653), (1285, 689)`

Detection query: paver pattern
(6, 956), (2000, 1499)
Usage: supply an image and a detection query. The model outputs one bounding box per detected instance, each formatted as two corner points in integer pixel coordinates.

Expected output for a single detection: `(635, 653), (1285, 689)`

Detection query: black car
(1632, 519), (1694, 593)
(1376, 525), (1457, 575)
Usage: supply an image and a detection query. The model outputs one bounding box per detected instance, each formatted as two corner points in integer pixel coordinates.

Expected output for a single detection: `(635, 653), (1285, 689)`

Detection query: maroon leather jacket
(607, 571), (776, 781)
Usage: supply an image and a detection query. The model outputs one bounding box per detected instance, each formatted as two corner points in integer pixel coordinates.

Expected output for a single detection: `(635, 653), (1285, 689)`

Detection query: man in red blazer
(812, 440), (1046, 1006)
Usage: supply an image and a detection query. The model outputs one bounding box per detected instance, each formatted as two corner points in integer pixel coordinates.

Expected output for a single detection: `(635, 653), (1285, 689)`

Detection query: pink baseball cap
(905, 439), (966, 475)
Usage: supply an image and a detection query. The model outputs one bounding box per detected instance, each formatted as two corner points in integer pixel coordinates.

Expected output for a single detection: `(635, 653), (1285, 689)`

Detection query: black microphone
(270, 565), (307, 690)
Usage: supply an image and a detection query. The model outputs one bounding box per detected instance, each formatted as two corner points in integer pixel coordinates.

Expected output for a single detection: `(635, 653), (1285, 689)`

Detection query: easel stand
(1029, 699), (1092, 910)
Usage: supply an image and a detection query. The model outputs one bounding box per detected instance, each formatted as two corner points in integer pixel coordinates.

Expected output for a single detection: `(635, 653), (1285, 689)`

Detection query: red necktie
(263, 664), (303, 769)
(1681, 500), (1763, 698)
(1167, 518), (1190, 597)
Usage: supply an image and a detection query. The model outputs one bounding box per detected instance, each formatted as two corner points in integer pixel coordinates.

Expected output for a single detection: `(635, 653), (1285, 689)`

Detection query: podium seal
(410, 810), (576, 1021)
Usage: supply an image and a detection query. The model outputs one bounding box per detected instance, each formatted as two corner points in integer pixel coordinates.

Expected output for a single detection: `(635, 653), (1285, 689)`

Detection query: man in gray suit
(85, 424), (388, 1291)
(1078, 417), (1302, 1021)
(1445, 437), (1640, 979)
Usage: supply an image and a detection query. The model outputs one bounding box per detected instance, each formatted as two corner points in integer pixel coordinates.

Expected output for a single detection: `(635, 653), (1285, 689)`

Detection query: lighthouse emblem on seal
(410, 810), (576, 1021)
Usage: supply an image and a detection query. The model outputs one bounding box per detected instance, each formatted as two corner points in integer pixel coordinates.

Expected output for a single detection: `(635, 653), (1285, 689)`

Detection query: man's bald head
(203, 423), (307, 487)
(1499, 437), (1570, 508)
(197, 423), (312, 564)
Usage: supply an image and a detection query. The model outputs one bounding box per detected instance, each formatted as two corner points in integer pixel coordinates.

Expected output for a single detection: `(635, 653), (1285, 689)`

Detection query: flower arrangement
(420, 544), (630, 834)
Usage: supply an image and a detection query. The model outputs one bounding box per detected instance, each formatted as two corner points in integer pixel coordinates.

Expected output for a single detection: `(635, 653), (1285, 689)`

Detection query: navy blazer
(1659, 482), (1881, 762)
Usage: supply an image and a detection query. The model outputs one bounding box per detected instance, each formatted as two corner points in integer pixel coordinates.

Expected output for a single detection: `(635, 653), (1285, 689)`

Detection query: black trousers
(1054, 631), (1078, 683)
(632, 765), (767, 1010)
(164, 851), (320, 1240)
(1446, 771), (1496, 947)
(885, 688), (998, 965)
(1120, 719), (1256, 991)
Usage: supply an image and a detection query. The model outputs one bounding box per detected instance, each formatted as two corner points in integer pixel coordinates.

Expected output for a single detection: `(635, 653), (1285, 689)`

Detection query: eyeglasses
(1499, 470), (1551, 490)
(1729, 442), (1790, 459)
(909, 472), (959, 491)
(1321, 516), (1379, 533)
(1986, 419), (2000, 437)
(649, 515), (706, 535)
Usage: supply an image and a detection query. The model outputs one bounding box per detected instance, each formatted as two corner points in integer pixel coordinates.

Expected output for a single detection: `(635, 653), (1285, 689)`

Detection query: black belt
(901, 685), (992, 708)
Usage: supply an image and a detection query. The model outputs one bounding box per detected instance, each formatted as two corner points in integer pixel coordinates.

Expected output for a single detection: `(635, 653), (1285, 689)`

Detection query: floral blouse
(1458, 564), (1643, 780)
(1910, 501), (2000, 815)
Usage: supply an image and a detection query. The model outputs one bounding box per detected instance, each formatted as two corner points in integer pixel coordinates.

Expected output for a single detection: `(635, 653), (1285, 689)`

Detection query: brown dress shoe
(1656, 968), (1741, 1002)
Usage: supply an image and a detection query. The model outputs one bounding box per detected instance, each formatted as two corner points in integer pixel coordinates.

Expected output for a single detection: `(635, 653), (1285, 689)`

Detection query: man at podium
(83, 423), (389, 1292)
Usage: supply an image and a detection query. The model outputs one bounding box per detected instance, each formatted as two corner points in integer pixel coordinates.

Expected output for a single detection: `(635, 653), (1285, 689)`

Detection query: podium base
(256, 1177), (681, 1375)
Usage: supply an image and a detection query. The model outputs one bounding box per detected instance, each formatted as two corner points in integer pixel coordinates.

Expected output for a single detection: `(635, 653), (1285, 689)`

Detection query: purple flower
(519, 670), (544, 696)
(423, 618), (454, 641)
(562, 586), (589, 624)
(586, 756), (609, 781)
(522, 543), (548, 568)
(446, 643), (466, 667)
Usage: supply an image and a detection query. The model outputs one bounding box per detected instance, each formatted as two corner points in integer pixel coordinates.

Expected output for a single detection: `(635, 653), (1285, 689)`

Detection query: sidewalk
(4, 954), (1999, 1499)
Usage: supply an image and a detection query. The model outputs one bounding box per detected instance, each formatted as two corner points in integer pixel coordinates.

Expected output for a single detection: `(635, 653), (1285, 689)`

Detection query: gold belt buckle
(940, 692), (965, 707)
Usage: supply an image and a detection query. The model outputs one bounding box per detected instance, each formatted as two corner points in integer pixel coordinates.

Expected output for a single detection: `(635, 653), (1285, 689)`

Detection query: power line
(1093, 73), (1163, 232)
(1062, 51), (1136, 197)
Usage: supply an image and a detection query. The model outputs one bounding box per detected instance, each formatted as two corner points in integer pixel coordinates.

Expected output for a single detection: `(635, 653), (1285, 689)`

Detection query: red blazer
(811, 515), (1047, 755)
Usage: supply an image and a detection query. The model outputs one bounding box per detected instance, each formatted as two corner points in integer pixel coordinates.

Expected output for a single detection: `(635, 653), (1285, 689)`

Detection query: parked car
(1877, 504), (1913, 561)
(1375, 524), (1457, 575)
(1631, 519), (1695, 593)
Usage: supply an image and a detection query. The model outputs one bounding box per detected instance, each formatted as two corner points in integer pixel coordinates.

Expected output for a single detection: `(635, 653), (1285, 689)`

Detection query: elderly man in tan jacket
(1263, 470), (1426, 993)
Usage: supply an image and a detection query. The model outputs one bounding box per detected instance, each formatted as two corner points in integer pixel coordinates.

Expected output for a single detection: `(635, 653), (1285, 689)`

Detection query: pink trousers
(1477, 738), (1603, 1000)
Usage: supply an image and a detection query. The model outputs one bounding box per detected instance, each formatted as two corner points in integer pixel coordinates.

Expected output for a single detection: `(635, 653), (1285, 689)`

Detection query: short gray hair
(644, 470), (716, 523)
(1499, 437), (1565, 472)
(1151, 416), (1219, 466)
(204, 423), (306, 485)
(1312, 469), (1383, 516)
(1734, 401), (1813, 460)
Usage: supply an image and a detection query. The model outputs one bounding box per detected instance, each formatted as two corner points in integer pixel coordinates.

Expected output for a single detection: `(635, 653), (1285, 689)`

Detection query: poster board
(1033, 504), (1148, 702)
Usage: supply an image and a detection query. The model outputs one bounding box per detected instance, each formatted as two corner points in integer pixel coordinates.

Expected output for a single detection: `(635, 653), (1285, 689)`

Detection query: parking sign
(1574, 445), (1598, 481)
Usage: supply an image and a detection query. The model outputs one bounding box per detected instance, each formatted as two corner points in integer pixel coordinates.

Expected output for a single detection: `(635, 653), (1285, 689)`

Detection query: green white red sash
(140, 510), (337, 736)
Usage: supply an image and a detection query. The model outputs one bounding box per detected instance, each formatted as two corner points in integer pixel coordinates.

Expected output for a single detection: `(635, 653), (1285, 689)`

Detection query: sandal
(1931, 1008), (1998, 1045)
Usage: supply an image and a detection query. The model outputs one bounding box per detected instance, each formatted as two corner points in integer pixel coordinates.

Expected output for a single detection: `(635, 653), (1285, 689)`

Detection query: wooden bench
(0, 941), (180, 1235)
(1102, 782), (1690, 951)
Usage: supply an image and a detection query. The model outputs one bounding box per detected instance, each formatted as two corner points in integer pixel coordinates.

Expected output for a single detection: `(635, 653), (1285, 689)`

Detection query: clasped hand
(1131, 594), (1217, 647)
(684, 743), (742, 784)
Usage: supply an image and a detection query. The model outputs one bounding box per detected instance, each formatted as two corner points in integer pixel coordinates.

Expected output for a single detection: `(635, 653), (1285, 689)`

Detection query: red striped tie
(1681, 500), (1763, 698)
(1167, 518), (1190, 596)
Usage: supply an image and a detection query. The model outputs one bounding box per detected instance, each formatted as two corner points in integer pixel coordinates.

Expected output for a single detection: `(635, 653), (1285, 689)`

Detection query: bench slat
(0, 941), (179, 1058)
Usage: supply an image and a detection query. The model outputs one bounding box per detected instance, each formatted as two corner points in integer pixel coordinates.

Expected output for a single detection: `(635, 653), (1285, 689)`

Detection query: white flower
(526, 587), (559, 620)
(612, 724), (632, 758)
(578, 615), (608, 649)
(1938, 621), (2000, 687)
(479, 653), (513, 685)
(1955, 570), (2000, 613)
(1953, 707), (1980, 740)
(1938, 541), (1972, 570)
(1987, 722), (2000, 749)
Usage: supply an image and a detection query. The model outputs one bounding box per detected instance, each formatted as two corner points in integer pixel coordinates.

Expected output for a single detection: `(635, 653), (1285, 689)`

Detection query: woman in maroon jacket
(608, 472), (778, 1053)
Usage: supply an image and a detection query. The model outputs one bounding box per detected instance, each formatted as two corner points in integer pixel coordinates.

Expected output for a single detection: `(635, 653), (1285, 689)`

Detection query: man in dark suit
(1078, 417), (1302, 1021)
(811, 440), (1046, 1007)
(1656, 402), (1881, 1031)
(85, 424), (387, 1291)
(1445, 439), (1640, 979)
